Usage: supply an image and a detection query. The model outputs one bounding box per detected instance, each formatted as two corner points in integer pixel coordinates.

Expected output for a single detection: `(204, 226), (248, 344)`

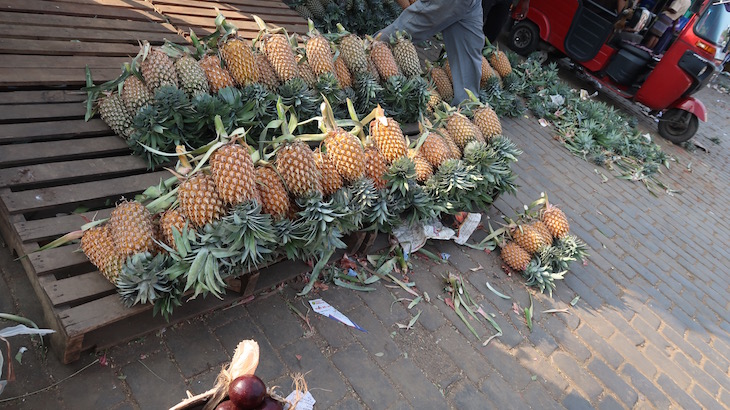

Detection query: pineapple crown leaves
(384, 156), (417, 196)
(116, 252), (174, 307)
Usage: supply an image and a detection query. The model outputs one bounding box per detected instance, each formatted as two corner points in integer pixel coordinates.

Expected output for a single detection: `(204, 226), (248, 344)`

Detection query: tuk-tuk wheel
(509, 21), (539, 56)
(658, 108), (699, 144)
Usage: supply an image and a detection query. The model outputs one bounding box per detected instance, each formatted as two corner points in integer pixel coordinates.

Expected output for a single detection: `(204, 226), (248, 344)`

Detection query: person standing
(378, 0), (485, 104)
(643, 0), (691, 50)
(482, 0), (530, 43)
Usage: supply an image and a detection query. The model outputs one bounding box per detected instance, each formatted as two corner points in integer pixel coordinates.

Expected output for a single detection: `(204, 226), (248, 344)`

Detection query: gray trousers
(378, 0), (485, 105)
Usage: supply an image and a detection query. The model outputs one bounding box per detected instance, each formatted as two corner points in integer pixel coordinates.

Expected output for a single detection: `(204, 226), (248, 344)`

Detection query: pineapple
(369, 40), (401, 80)
(367, 54), (382, 83)
(501, 241), (531, 271)
(324, 128), (366, 183)
(275, 140), (322, 197)
(542, 203), (570, 239)
(334, 57), (353, 88)
(139, 42), (178, 93)
(437, 128), (461, 159)
(305, 23), (335, 77)
(255, 165), (290, 220)
(220, 37), (259, 86)
(305, 0), (326, 19)
(98, 92), (134, 139)
(116, 252), (173, 307)
(408, 149), (433, 182)
(512, 224), (549, 255)
(471, 104), (502, 139)
(314, 149), (344, 196)
(338, 26), (369, 74)
(369, 106), (407, 163)
(81, 225), (123, 282)
(177, 172), (227, 227)
(297, 58), (318, 88)
(489, 48), (512, 77)
(447, 112), (481, 148)
(209, 143), (258, 206)
(174, 54), (210, 97)
(431, 65), (453, 103)
(262, 33), (299, 83)
(199, 54), (236, 94)
(295, 4), (314, 21)
(121, 75), (152, 115)
(531, 221), (554, 247)
(480, 56), (498, 88)
(364, 145), (388, 189)
(390, 31), (422, 78)
(159, 208), (187, 249)
(254, 51), (280, 92)
(108, 200), (156, 257)
(427, 87), (442, 112)
(420, 132), (450, 168)
(443, 59), (453, 84)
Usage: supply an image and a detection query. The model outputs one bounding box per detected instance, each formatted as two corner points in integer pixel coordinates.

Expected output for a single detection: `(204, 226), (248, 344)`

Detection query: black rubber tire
(658, 109), (699, 144)
(508, 21), (540, 56)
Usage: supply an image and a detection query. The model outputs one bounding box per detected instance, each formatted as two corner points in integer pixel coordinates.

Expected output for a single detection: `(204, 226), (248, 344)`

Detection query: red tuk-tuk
(507, 0), (730, 143)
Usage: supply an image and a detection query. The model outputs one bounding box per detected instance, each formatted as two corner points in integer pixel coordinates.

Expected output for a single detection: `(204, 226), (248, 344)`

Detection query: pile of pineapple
(78, 14), (528, 317)
(496, 195), (589, 296)
(287, 0), (403, 35)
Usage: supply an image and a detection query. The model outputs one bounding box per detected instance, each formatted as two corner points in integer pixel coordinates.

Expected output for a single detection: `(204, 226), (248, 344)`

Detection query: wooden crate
(0, 0), (310, 364)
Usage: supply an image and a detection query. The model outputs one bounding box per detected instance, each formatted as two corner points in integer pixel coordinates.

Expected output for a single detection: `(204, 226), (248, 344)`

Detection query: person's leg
(442, 0), (485, 104)
(483, 1), (511, 43)
(378, 0), (472, 43)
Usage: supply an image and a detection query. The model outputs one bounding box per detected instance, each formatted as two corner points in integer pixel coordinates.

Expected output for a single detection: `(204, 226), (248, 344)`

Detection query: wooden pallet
(0, 0), (311, 363)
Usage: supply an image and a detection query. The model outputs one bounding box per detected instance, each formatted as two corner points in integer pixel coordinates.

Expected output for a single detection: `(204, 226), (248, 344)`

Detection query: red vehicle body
(507, 0), (729, 142)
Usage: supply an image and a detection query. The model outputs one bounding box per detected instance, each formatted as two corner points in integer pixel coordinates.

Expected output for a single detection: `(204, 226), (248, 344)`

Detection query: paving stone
(166, 319), (229, 378)
(214, 313), (287, 383)
(385, 357), (447, 409)
(607, 332), (657, 379)
(515, 344), (570, 399)
(575, 324), (624, 369)
(414, 301), (447, 332)
(641, 345), (692, 389)
(597, 394), (624, 410)
(478, 373), (531, 410)
(551, 352), (603, 402)
(600, 308), (642, 344)
(431, 241), (478, 274)
(386, 400), (413, 410)
(656, 374), (701, 410)
(561, 390), (593, 410)
(187, 368), (219, 395)
(122, 350), (189, 410)
(481, 341), (534, 390)
(587, 358), (638, 408)
(331, 343), (400, 408)
(358, 283), (410, 324)
(109, 335), (166, 366)
(247, 293), (306, 349)
(545, 318), (592, 364)
(310, 310), (357, 350)
(622, 363), (670, 408)
(447, 379), (495, 410)
(432, 326), (492, 384)
(702, 358), (730, 393)
(56, 360), (126, 410)
(330, 397), (365, 410)
(660, 326), (702, 363)
(346, 305), (403, 366)
(521, 383), (564, 410)
(281, 338), (350, 408)
(526, 320), (560, 358)
(691, 384), (724, 410)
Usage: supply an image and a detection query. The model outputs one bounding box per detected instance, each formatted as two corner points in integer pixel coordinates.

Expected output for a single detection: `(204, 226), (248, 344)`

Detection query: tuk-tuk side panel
(528, 0), (580, 53)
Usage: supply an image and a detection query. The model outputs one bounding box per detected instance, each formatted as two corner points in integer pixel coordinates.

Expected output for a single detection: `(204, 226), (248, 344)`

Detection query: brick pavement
(1, 72), (729, 409)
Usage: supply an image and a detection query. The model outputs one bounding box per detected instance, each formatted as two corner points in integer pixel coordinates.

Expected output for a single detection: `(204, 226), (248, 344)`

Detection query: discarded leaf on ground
(570, 295), (580, 306)
(408, 296), (422, 310)
(375, 352), (384, 357)
(14, 347), (27, 364)
(525, 294), (534, 332)
(486, 282), (511, 300)
(470, 265), (483, 272)
(396, 310), (421, 331)
(333, 277), (375, 292)
(542, 308), (571, 314)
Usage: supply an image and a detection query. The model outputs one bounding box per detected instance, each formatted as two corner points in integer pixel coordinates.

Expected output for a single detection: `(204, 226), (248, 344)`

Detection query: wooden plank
(0, 68), (125, 87)
(0, 137), (129, 169)
(1, 171), (169, 214)
(0, 156), (148, 189)
(60, 293), (152, 337)
(0, 12), (179, 34)
(0, 119), (109, 144)
(0, 102), (86, 122)
(0, 55), (135, 70)
(26, 245), (91, 277)
(0, 25), (177, 45)
(41, 273), (115, 307)
(151, 0), (303, 22)
(15, 208), (114, 245)
(214, 0), (292, 9)
(0, 90), (87, 105)
(3, 0), (165, 22)
(0, 38), (142, 56)
(46, 0), (158, 10)
(163, 14), (306, 35)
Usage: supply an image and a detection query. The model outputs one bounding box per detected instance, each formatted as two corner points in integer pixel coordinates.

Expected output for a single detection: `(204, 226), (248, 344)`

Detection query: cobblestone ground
(1, 71), (729, 410)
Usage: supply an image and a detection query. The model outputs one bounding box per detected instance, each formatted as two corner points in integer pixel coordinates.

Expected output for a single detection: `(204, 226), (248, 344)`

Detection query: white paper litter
(393, 213), (482, 251)
(283, 391), (316, 410)
(454, 213), (482, 245)
(309, 299), (365, 332)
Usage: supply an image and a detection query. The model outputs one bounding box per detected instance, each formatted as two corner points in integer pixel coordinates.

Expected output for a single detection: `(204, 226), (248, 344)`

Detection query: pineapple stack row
(287, 0), (403, 35)
(499, 196), (589, 296)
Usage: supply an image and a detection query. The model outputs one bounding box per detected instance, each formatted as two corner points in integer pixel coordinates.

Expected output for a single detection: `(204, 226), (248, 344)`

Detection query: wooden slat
(151, 0), (303, 22)
(0, 156), (148, 188)
(0, 12), (179, 34)
(0, 38), (142, 56)
(1, 171), (169, 214)
(27, 245), (91, 277)
(0, 55), (135, 70)
(4, 0), (165, 22)
(0, 102), (86, 122)
(0, 68), (125, 87)
(15, 209), (114, 245)
(0, 137), (129, 169)
(216, 0), (292, 9)
(163, 14), (306, 35)
(0, 90), (87, 105)
(42, 273), (115, 307)
(0, 25), (177, 45)
(0, 119), (109, 144)
(61, 294), (151, 337)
